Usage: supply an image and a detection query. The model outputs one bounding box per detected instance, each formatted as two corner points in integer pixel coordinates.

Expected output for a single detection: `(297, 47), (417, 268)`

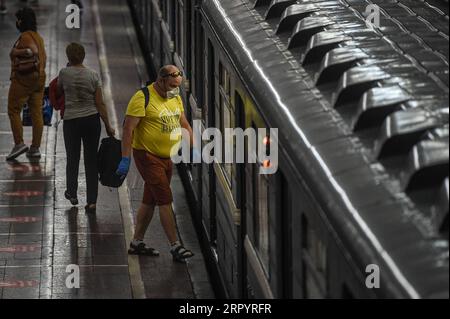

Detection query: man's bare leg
(159, 204), (177, 244)
(159, 204), (194, 261)
(133, 203), (155, 240)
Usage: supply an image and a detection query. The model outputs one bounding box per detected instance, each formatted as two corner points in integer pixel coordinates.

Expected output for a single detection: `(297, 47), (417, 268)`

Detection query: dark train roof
(202, 0), (449, 298)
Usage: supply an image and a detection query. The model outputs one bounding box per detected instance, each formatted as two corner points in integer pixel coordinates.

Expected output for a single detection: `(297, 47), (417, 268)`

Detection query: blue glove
(116, 157), (130, 179)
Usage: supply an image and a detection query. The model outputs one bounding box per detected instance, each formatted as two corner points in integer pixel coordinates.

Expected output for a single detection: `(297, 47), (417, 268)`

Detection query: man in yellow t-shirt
(126, 78), (184, 158)
(117, 65), (195, 262)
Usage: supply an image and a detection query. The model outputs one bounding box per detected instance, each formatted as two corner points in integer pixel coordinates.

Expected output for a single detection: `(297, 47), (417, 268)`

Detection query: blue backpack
(22, 88), (53, 127)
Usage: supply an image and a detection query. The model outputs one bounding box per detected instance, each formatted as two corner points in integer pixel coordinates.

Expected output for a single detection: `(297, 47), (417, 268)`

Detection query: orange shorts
(133, 149), (173, 206)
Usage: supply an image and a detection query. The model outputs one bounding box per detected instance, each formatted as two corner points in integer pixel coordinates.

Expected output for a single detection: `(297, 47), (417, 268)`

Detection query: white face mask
(167, 87), (180, 99)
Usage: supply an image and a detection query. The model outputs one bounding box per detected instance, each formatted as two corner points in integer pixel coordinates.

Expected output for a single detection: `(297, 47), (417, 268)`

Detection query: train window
(191, 10), (204, 109)
(161, 0), (175, 38)
(218, 62), (234, 187)
(203, 38), (213, 124)
(223, 99), (233, 185)
(198, 30), (205, 111)
(219, 63), (231, 97)
(217, 94), (233, 186)
(146, 1), (152, 47)
(301, 214), (327, 298)
(159, 0), (167, 20)
(253, 158), (270, 276)
(138, 0), (144, 25)
(175, 0), (185, 64)
(151, 0), (162, 67)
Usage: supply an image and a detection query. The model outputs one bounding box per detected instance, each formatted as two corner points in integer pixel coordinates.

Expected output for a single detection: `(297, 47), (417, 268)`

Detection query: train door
(247, 154), (272, 298)
(235, 92), (247, 298)
(279, 172), (293, 298)
(201, 37), (217, 248)
(245, 132), (292, 298)
(242, 109), (276, 298)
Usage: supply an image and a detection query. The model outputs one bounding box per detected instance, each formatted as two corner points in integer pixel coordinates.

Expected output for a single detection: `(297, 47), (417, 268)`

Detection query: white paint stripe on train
(92, 0), (146, 299)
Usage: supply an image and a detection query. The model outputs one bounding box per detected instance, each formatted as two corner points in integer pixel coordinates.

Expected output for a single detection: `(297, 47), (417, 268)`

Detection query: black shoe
(128, 242), (160, 256)
(6, 144), (28, 161)
(26, 146), (41, 158)
(64, 191), (78, 206)
(85, 204), (96, 214)
(170, 245), (194, 263)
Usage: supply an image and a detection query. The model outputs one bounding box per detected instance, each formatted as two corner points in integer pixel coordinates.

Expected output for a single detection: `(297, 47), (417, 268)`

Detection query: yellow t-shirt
(126, 84), (184, 158)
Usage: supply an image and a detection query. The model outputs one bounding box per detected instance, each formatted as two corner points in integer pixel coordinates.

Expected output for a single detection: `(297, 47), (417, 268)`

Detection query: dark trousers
(63, 113), (101, 205)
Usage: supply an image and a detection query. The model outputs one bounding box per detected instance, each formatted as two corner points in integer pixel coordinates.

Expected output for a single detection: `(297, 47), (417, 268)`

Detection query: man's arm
(122, 115), (142, 157)
(95, 88), (114, 136)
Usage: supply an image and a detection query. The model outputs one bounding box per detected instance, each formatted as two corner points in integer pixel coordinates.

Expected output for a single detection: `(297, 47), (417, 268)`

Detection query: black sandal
(171, 245), (194, 263)
(128, 242), (160, 256)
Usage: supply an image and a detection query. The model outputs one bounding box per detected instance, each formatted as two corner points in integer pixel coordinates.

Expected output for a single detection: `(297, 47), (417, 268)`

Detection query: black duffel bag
(98, 137), (125, 188)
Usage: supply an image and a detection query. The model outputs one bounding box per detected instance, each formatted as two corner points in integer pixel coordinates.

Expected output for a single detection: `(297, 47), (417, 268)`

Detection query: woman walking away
(7, 7), (46, 160)
(57, 42), (115, 213)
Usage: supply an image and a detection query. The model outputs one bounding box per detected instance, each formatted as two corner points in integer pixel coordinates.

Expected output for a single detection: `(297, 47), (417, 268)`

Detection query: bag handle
(121, 85), (151, 128)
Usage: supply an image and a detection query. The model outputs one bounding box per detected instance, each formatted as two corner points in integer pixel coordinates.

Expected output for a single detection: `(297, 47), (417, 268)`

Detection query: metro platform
(0, 0), (214, 299)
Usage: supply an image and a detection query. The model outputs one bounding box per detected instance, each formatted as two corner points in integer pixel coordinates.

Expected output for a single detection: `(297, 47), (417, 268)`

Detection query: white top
(58, 66), (101, 120)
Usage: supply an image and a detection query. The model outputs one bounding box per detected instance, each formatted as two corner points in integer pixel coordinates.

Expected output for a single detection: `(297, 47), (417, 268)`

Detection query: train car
(128, 0), (449, 299)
